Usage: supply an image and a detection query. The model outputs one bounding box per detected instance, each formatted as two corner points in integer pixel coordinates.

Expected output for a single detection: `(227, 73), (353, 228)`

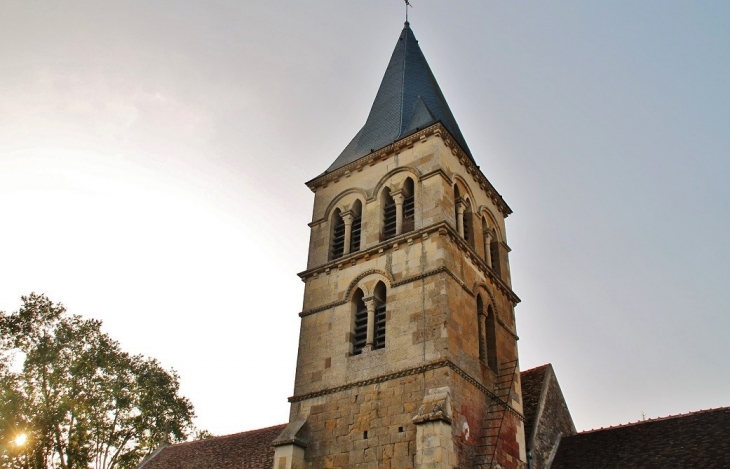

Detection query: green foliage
(0, 294), (195, 469)
(192, 429), (214, 441)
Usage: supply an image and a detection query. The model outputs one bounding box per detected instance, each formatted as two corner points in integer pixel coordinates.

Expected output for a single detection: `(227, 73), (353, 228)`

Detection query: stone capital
(413, 387), (453, 425)
(340, 210), (354, 225)
(391, 190), (406, 205)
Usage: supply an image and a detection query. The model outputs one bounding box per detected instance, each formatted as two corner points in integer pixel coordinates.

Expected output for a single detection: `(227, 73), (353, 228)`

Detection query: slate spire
(326, 22), (474, 173)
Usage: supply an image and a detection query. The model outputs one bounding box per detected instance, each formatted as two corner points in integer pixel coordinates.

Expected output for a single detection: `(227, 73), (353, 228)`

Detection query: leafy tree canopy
(0, 294), (196, 469)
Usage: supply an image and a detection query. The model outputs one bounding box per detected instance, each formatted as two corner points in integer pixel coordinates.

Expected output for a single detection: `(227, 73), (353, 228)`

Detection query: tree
(0, 294), (195, 469)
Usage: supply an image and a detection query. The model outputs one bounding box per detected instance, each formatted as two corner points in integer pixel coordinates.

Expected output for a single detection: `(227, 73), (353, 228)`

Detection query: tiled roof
(138, 424), (286, 469)
(326, 22), (473, 173)
(520, 364), (550, 442)
(550, 407), (730, 468)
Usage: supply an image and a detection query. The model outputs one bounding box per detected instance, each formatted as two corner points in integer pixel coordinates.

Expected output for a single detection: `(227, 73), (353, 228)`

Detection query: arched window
(453, 185), (471, 242)
(330, 208), (345, 260)
(373, 282), (387, 350)
(351, 283), (388, 355)
(482, 216), (492, 266)
(477, 295), (487, 364)
(351, 200), (362, 253)
(402, 177), (415, 234)
(352, 289), (368, 355)
(486, 305), (498, 373)
(490, 237), (501, 278)
(463, 198), (473, 247)
(453, 185), (461, 229)
(382, 188), (396, 241)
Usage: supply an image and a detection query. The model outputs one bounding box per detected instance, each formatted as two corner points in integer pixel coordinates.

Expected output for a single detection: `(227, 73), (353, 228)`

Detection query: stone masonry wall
(293, 234), (447, 397)
(289, 363), (527, 469)
(288, 127), (524, 468)
(289, 370), (445, 469)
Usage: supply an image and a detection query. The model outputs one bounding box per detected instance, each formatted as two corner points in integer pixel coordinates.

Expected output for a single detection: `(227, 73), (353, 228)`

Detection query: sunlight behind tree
(13, 434), (27, 447)
(0, 293), (197, 469)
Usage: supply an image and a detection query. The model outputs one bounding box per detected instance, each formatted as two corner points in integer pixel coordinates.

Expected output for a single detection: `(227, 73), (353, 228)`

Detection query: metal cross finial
(404, 0), (412, 22)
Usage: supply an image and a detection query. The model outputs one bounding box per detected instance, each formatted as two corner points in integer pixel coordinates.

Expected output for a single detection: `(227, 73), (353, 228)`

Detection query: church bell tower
(273, 22), (526, 469)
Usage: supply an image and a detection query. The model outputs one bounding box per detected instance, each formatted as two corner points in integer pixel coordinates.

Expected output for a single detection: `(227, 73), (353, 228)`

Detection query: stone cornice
(307, 168), (450, 228)
(298, 260), (519, 340)
(420, 168), (451, 183)
(440, 267), (519, 341)
(438, 223), (520, 306)
(298, 221), (519, 305)
(306, 123), (512, 218)
(288, 358), (523, 420)
(299, 265), (447, 318)
(298, 223), (441, 280)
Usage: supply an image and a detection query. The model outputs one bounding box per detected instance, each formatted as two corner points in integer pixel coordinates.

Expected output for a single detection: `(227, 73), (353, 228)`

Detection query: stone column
(271, 420), (308, 469)
(363, 295), (376, 351)
(456, 200), (466, 238)
(272, 444), (306, 469)
(413, 387), (457, 469)
(483, 229), (493, 267)
(392, 190), (405, 236)
(341, 211), (354, 255)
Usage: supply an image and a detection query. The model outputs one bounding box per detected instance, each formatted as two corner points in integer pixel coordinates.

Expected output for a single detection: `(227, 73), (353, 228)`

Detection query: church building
(137, 21), (729, 469)
(269, 19), (528, 469)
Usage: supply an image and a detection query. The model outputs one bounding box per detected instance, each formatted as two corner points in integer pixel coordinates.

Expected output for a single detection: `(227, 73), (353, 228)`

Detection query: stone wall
(289, 370), (442, 468)
(285, 126), (525, 468)
(288, 362), (527, 469)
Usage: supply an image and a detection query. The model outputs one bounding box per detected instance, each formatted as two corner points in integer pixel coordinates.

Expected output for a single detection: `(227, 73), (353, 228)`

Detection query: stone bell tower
(273, 22), (526, 469)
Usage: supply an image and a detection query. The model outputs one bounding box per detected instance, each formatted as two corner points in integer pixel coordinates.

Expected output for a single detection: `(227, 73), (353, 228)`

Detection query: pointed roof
(325, 22), (474, 173)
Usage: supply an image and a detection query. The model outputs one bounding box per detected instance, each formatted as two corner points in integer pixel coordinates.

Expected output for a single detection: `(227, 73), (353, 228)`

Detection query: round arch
(322, 188), (368, 222)
(345, 269), (393, 301)
(450, 173), (477, 206)
(473, 282), (497, 312)
(370, 166), (422, 202)
(477, 206), (502, 242)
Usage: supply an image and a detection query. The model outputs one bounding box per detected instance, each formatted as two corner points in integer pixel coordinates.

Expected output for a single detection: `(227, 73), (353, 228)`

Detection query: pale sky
(1, 1), (728, 436)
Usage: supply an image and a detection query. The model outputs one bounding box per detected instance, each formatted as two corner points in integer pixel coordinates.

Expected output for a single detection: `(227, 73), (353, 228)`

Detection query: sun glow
(14, 433), (27, 447)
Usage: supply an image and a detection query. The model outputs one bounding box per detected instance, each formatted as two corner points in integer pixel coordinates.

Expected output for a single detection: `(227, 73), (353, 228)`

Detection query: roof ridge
(578, 406), (730, 434)
(397, 24), (408, 140)
(160, 423), (287, 448)
(520, 363), (551, 374)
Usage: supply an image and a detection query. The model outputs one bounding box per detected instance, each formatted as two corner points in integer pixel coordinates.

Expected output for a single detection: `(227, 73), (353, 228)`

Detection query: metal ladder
(475, 359), (519, 468)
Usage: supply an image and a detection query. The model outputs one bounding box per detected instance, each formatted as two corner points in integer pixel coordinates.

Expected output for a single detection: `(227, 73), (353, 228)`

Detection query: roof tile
(139, 424), (286, 469)
(551, 407), (730, 468)
(520, 364), (550, 441)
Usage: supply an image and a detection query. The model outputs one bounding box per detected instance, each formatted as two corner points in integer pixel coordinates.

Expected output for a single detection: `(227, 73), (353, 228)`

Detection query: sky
(1, 1), (729, 436)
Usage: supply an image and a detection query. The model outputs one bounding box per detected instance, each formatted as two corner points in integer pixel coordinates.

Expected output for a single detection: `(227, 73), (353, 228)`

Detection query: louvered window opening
(383, 202), (396, 240)
(331, 222), (346, 260)
(352, 306), (368, 355)
(479, 315), (487, 364)
(351, 216), (362, 253)
(373, 303), (386, 349)
(463, 212), (472, 243)
(490, 242), (501, 277)
(486, 307), (498, 373)
(402, 195), (415, 233)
